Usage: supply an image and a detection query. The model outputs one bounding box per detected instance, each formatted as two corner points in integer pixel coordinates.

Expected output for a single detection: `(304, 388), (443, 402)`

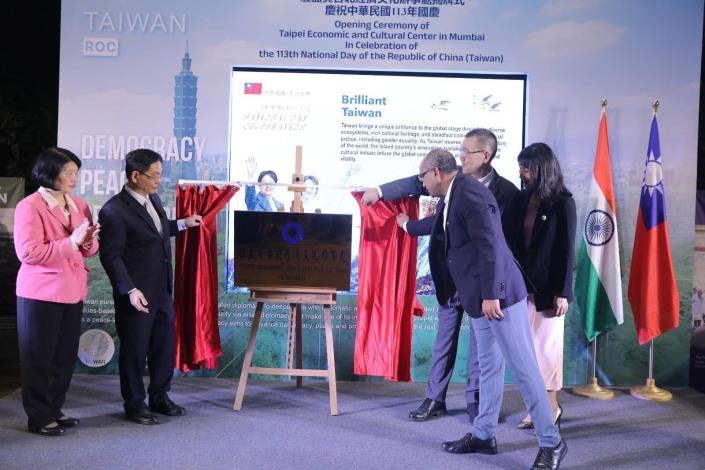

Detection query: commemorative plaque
(233, 211), (352, 291)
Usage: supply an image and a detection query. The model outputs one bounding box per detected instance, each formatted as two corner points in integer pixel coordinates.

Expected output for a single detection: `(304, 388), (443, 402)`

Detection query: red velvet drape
(175, 184), (238, 372)
(352, 192), (424, 382)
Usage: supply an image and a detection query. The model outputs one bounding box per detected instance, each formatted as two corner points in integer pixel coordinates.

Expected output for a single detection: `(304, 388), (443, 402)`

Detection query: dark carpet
(1, 375), (704, 469)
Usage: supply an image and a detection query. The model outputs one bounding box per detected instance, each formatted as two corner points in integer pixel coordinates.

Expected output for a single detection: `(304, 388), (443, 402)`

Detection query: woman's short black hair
(125, 148), (163, 178)
(31, 147), (82, 190)
(258, 170), (278, 183)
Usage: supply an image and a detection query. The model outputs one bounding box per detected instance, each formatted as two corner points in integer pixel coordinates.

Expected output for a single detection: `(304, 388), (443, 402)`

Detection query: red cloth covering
(175, 184), (238, 372)
(352, 192), (424, 382)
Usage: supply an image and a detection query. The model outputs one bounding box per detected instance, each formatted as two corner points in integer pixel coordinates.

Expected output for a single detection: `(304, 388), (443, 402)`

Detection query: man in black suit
(361, 128), (517, 422)
(456, 127), (518, 210)
(416, 149), (566, 470)
(99, 149), (202, 425)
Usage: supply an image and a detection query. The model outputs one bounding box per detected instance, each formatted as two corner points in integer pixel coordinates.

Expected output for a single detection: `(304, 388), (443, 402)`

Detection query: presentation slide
(226, 67), (526, 290)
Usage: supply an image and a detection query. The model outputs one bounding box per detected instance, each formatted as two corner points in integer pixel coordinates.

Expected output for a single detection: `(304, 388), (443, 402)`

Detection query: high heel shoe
(553, 405), (563, 428)
(518, 405), (562, 431)
(517, 415), (534, 429)
(517, 420), (534, 430)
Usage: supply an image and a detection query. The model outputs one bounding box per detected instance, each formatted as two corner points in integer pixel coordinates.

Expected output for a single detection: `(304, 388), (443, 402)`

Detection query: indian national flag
(575, 111), (624, 341)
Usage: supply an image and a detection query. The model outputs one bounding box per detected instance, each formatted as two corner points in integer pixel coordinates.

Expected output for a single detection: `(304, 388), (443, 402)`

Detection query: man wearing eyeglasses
(417, 148), (565, 469)
(360, 128), (517, 423)
(99, 149), (202, 426)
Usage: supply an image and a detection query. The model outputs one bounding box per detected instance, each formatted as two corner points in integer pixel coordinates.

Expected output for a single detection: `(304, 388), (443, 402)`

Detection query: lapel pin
(541, 215), (547, 221)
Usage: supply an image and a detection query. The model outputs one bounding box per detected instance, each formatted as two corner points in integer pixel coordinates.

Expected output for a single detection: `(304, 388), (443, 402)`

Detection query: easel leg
(286, 303), (296, 373)
(295, 304), (303, 388)
(233, 301), (264, 411)
(323, 305), (338, 416)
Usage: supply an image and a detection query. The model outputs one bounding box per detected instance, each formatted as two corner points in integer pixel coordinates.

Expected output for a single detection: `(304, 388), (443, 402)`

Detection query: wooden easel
(233, 146), (339, 415)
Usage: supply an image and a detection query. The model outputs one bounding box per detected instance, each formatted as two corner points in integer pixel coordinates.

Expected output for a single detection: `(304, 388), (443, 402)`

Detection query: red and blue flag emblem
(627, 115), (680, 344)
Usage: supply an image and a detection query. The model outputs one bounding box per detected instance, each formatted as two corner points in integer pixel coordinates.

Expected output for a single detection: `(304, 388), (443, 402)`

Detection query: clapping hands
(71, 218), (101, 247)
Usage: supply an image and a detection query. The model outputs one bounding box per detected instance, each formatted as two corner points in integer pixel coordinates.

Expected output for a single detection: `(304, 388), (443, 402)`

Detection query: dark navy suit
(245, 185), (284, 212)
(443, 173), (560, 447)
(380, 170), (517, 406)
(99, 188), (180, 412)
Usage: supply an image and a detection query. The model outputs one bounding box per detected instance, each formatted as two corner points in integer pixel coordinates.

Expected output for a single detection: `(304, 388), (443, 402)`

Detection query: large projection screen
(226, 67), (526, 291)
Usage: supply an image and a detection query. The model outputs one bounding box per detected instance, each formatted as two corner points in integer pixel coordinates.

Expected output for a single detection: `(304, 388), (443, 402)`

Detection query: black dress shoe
(467, 402), (479, 421)
(409, 398), (446, 421)
(28, 423), (65, 436)
(57, 416), (80, 428)
(149, 398), (186, 416)
(126, 407), (159, 425)
(442, 433), (498, 455)
(531, 440), (567, 470)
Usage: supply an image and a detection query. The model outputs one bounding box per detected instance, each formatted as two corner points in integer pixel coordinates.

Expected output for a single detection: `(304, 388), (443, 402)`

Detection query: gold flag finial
(601, 99), (608, 109)
(652, 100), (660, 113)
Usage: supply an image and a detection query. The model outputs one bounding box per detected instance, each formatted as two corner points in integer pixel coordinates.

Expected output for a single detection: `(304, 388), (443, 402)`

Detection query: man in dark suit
(99, 149), (202, 425)
(416, 149), (566, 470)
(361, 128), (518, 422)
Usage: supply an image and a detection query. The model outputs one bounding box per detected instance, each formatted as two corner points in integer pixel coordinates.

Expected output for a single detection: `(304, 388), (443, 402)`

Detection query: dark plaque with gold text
(233, 211), (352, 290)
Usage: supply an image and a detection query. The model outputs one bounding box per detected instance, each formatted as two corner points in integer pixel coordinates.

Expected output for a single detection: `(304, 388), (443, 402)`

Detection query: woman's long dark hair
(517, 143), (571, 202)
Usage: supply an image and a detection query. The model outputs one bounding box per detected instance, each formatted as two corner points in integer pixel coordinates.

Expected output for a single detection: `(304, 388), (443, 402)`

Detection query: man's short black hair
(304, 175), (319, 195)
(304, 175), (319, 185)
(258, 170), (278, 183)
(31, 147), (82, 190)
(465, 128), (498, 161)
(125, 148), (163, 178)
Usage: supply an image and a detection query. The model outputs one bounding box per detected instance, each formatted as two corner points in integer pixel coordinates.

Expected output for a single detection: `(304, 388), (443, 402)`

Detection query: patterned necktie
(144, 199), (162, 235)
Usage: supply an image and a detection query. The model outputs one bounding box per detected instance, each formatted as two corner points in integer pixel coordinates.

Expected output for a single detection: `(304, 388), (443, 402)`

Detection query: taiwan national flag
(627, 115), (680, 345)
(575, 110), (623, 341)
(244, 82), (262, 94)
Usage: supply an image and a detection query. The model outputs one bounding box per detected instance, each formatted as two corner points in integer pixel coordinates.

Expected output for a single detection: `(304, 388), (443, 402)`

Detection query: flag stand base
(630, 378), (672, 402)
(574, 377), (615, 400)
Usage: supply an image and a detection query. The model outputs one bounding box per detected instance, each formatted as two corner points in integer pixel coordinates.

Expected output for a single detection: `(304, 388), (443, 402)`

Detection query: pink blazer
(14, 192), (99, 304)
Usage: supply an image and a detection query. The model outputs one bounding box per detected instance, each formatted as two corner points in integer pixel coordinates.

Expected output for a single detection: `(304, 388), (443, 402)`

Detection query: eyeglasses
(418, 167), (435, 182)
(458, 148), (485, 158)
(137, 170), (162, 183)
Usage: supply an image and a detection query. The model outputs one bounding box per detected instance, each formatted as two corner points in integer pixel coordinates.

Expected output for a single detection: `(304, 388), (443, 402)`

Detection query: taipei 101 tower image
(172, 42), (198, 181)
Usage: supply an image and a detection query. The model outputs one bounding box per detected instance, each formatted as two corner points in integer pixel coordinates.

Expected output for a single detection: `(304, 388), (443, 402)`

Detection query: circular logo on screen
(584, 209), (615, 246)
(78, 329), (115, 368)
(281, 222), (304, 245)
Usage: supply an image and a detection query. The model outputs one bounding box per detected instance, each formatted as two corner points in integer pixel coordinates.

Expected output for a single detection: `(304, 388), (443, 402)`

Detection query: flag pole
(630, 339), (673, 401)
(574, 336), (615, 399)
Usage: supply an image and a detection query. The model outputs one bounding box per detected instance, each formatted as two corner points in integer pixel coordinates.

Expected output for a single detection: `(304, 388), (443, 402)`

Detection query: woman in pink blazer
(14, 147), (100, 436)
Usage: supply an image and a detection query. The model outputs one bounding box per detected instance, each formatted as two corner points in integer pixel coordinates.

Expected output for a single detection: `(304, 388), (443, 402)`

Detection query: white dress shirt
(124, 185), (187, 233)
(38, 186), (81, 250)
(442, 173), (458, 231)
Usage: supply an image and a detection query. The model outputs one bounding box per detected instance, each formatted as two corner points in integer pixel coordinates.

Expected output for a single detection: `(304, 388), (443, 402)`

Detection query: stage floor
(1, 375), (704, 469)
